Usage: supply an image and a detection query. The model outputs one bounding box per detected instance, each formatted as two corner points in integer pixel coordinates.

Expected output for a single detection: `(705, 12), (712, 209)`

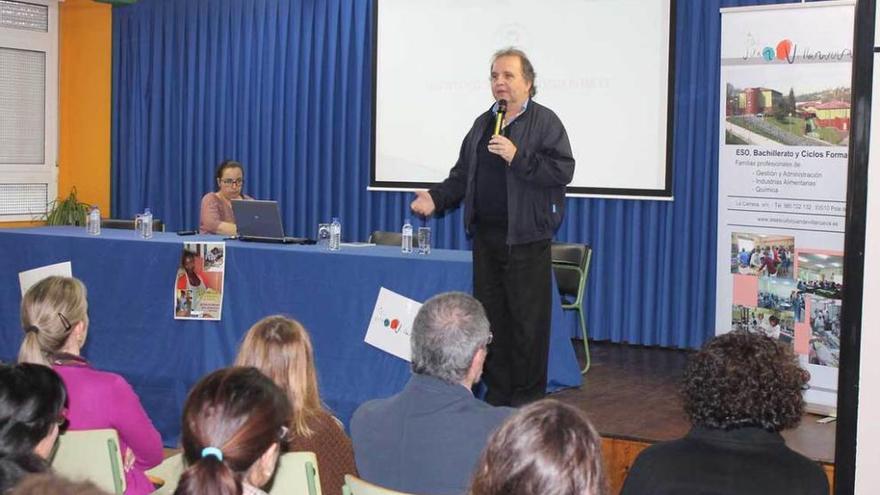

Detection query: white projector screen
(371, 0), (675, 199)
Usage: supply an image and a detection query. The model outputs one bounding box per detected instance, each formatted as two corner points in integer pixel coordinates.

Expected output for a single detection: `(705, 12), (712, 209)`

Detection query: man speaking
(410, 48), (575, 406)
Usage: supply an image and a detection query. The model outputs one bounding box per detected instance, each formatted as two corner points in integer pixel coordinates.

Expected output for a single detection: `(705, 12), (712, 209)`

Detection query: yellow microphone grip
(493, 113), (504, 136)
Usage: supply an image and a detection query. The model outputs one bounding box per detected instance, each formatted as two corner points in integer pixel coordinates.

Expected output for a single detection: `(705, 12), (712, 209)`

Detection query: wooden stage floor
(551, 340), (836, 465)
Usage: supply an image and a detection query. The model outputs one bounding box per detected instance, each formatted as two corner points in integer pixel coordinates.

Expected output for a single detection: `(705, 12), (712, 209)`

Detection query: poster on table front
(717, 2), (853, 414)
(173, 242), (225, 321)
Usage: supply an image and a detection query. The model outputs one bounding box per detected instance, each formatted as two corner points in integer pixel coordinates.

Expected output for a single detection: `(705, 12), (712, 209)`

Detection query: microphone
(493, 99), (507, 136)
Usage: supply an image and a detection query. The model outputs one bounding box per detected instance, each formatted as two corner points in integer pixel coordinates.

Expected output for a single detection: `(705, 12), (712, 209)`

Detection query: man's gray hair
(411, 292), (491, 383)
(491, 47), (537, 98)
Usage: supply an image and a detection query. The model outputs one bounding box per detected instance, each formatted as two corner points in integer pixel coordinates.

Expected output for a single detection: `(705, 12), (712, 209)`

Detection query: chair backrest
(343, 475), (416, 495)
(101, 218), (166, 232)
(368, 230), (402, 246)
(268, 451), (322, 495)
(146, 452), (185, 494)
(50, 429), (126, 494)
(551, 243), (592, 298)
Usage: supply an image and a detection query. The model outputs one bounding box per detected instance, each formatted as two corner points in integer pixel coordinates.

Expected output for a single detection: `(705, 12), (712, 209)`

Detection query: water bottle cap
(145, 208), (151, 214)
(332, 217), (339, 222)
(405, 217), (410, 224)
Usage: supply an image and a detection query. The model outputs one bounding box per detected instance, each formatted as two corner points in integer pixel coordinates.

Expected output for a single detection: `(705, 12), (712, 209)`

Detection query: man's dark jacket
(429, 100), (575, 245)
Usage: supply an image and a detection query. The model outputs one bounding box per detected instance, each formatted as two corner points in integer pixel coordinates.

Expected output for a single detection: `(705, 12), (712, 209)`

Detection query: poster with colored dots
(364, 287), (423, 362)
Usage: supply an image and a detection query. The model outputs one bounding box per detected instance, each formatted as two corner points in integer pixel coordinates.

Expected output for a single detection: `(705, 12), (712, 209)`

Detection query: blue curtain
(111, 0), (801, 350)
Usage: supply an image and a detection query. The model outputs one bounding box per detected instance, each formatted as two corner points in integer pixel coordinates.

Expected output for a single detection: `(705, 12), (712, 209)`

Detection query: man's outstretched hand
(411, 190), (436, 217)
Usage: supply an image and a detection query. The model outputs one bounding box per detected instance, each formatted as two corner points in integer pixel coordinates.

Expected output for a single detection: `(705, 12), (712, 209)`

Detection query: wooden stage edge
(552, 340), (836, 495)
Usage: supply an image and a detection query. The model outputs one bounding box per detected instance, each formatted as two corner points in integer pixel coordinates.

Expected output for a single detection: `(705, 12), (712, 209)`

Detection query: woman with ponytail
(0, 363), (67, 492)
(18, 276), (163, 495)
(175, 367), (292, 495)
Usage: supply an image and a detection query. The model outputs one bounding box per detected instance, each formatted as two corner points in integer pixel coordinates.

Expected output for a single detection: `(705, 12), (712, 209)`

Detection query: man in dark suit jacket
(350, 292), (514, 495)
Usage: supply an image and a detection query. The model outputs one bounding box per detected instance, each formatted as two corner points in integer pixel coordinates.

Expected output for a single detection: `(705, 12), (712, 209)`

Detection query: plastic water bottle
(86, 206), (101, 235)
(142, 208), (154, 239)
(401, 218), (413, 253)
(329, 217), (341, 251)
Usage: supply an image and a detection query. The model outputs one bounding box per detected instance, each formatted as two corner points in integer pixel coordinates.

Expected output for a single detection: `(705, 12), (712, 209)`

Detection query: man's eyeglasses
(485, 332), (494, 347)
(220, 178), (243, 186)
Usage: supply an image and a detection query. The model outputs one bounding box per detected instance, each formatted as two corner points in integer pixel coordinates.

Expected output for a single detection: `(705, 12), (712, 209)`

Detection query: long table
(0, 227), (581, 445)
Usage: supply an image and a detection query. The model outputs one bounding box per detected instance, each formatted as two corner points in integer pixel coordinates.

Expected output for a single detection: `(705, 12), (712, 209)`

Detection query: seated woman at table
(235, 315), (357, 495)
(620, 331), (828, 495)
(18, 276), (164, 495)
(0, 363), (67, 493)
(175, 367), (291, 495)
(200, 159), (253, 235)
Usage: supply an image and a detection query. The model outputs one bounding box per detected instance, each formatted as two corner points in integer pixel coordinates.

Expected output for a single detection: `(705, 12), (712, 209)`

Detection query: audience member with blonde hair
(470, 399), (606, 495)
(235, 315), (357, 494)
(174, 367), (292, 495)
(0, 363), (67, 493)
(18, 276), (163, 495)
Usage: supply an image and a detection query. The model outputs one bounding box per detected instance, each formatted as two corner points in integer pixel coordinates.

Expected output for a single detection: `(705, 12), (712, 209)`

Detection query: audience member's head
(470, 399), (606, 495)
(0, 363), (68, 492)
(10, 473), (109, 495)
(410, 292), (492, 386)
(683, 330), (808, 432)
(19, 276), (89, 366)
(235, 315), (323, 438)
(175, 367), (292, 495)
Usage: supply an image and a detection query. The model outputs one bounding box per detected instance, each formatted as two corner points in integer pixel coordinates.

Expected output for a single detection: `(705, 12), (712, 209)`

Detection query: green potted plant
(46, 187), (90, 226)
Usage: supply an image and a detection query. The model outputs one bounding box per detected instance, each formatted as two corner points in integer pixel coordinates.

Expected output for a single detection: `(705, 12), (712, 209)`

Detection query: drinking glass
(317, 223), (331, 248)
(417, 227), (431, 255)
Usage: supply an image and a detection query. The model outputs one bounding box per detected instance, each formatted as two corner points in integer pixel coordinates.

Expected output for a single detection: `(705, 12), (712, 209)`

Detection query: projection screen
(371, 0), (675, 199)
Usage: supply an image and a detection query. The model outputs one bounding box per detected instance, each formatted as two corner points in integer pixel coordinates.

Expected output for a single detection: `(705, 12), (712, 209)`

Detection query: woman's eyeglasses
(220, 178), (243, 186)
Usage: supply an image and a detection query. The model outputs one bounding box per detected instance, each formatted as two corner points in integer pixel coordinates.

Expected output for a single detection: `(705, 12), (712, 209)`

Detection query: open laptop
(231, 200), (315, 244)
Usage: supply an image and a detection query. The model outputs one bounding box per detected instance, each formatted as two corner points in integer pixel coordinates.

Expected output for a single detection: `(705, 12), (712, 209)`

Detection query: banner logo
(761, 39), (795, 63)
(742, 36), (851, 64)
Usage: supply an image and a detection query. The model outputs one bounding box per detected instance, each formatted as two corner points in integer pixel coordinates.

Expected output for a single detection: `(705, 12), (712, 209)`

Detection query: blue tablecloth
(0, 227), (581, 446)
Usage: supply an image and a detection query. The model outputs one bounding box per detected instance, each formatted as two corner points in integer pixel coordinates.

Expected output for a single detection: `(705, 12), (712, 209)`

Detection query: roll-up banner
(717, 1), (854, 414)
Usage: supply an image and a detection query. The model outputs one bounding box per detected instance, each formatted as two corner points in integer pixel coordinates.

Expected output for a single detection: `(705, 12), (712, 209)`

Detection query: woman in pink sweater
(19, 276), (163, 495)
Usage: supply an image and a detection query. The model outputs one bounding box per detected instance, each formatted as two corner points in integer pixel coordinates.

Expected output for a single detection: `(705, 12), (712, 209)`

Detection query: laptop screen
(231, 200), (285, 239)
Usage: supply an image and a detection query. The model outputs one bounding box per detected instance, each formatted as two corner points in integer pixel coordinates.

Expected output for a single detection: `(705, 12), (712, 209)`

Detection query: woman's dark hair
(470, 399), (606, 495)
(682, 330), (808, 431)
(0, 363), (67, 492)
(174, 367), (292, 495)
(215, 160), (244, 181)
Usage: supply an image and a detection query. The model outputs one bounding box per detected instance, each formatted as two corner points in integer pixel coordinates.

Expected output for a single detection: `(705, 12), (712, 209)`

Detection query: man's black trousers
(473, 225), (551, 407)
